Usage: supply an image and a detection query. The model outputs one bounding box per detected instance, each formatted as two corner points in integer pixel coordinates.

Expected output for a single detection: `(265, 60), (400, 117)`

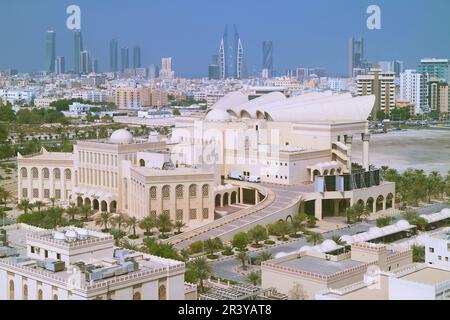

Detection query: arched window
(53, 294), (58, 300)
(202, 184), (209, 197)
(9, 280), (14, 300)
(189, 184), (197, 197)
(42, 168), (49, 179)
(176, 185), (184, 199)
(38, 289), (43, 300)
(139, 159), (145, 167)
(23, 284), (28, 300)
(31, 167), (38, 179)
(176, 209), (183, 221)
(150, 187), (157, 200)
(158, 284), (166, 300)
(20, 167), (27, 178)
(65, 169), (71, 180)
(162, 185), (170, 199)
(53, 168), (61, 179)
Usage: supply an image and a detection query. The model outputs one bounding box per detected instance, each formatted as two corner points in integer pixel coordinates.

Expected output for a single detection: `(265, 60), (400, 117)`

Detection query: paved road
(211, 201), (450, 282)
(174, 183), (313, 249)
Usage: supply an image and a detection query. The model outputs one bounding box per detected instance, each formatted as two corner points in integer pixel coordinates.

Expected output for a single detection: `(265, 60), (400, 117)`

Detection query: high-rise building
(159, 57), (174, 79)
(417, 58), (450, 82)
(217, 24), (245, 79)
(208, 55), (220, 80)
(357, 68), (396, 120)
(379, 60), (404, 77)
(80, 50), (90, 75)
(109, 39), (118, 72)
(55, 56), (65, 75)
(121, 47), (129, 72)
(427, 77), (449, 114)
(348, 37), (365, 77)
(45, 30), (56, 73)
(90, 58), (98, 74)
(74, 30), (83, 74)
(133, 45), (141, 69)
(262, 40), (274, 77)
(148, 64), (158, 79)
(399, 70), (425, 114)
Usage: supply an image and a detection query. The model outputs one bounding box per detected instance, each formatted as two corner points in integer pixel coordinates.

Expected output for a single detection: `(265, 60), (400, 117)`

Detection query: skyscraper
(74, 30), (83, 74)
(121, 47), (129, 72)
(45, 30), (56, 73)
(159, 57), (174, 79)
(348, 37), (364, 77)
(133, 45), (141, 69)
(208, 54), (220, 80)
(109, 39), (118, 72)
(417, 58), (450, 82)
(55, 56), (65, 75)
(262, 40), (273, 77)
(80, 50), (90, 74)
(400, 69), (425, 114)
(217, 25), (245, 79)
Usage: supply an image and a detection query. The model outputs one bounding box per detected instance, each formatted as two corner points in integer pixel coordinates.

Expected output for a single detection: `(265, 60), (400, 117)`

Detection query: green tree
(306, 232), (324, 245)
(412, 245), (425, 262)
(156, 212), (173, 237)
(204, 238), (222, 257)
(331, 235), (346, 246)
(231, 232), (249, 251)
(95, 211), (114, 231)
(17, 198), (32, 214)
(65, 204), (79, 221)
(45, 207), (64, 229)
(0, 187), (12, 206)
(291, 212), (307, 234)
(139, 216), (157, 236)
(33, 201), (45, 212)
(246, 272), (261, 286)
(174, 220), (186, 234)
(247, 225), (268, 246)
(112, 212), (127, 231)
(272, 220), (292, 240)
(186, 257), (212, 294)
(236, 251), (249, 270)
(254, 252), (273, 265)
(80, 204), (93, 221)
(127, 217), (139, 238)
(376, 216), (394, 227)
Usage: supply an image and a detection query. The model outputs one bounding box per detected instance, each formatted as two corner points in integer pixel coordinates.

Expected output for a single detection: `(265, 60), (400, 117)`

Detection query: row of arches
(355, 193), (394, 213)
(215, 191), (238, 207)
(311, 168), (342, 181)
(76, 197), (117, 213)
(20, 167), (72, 180)
(9, 280), (47, 300)
(151, 184), (209, 200)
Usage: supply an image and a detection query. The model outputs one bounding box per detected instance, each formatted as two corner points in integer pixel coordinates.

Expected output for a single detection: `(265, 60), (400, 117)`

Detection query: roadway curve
(170, 182), (314, 249)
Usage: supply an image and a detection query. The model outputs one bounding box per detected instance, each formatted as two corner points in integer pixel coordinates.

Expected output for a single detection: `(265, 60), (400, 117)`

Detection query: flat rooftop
(277, 255), (363, 276)
(400, 267), (450, 286)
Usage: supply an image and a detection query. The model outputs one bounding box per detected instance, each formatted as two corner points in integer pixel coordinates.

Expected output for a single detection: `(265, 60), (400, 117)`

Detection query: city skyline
(0, 0), (450, 77)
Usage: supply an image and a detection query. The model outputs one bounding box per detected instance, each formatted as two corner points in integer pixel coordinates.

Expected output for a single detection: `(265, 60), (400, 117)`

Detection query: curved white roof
(110, 129), (133, 144)
(204, 108), (232, 122)
(209, 91), (375, 123)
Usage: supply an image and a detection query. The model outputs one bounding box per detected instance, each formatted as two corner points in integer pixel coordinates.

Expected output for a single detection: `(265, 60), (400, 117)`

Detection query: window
(438, 256), (442, 261)
(38, 289), (43, 300)
(189, 185), (197, 197)
(133, 292), (141, 300)
(162, 210), (170, 216)
(22, 188), (28, 197)
(54, 168), (61, 179)
(45, 250), (48, 258)
(44, 189), (50, 198)
(429, 247), (435, 253)
(189, 209), (197, 219)
(202, 185), (209, 197)
(65, 169), (71, 180)
(57, 253), (61, 260)
(445, 257), (449, 262)
(150, 211), (157, 218)
(176, 209), (183, 221)
(150, 187), (157, 200)
(55, 189), (61, 199)
(202, 208), (209, 219)
(53, 294), (58, 300)
(162, 186), (170, 199)
(42, 168), (49, 179)
(9, 280), (14, 300)
(31, 167), (38, 179)
(20, 167), (27, 178)
(30, 246), (35, 254)
(176, 185), (184, 199)
(23, 284), (28, 300)
(158, 285), (166, 300)
(32, 189), (39, 198)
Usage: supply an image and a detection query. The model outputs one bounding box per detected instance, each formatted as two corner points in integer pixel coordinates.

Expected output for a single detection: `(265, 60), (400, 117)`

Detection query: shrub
(264, 240), (275, 245)
(189, 240), (204, 254)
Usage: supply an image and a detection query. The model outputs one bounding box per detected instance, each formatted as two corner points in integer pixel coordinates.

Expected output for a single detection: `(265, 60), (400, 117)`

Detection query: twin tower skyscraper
(217, 24), (246, 79)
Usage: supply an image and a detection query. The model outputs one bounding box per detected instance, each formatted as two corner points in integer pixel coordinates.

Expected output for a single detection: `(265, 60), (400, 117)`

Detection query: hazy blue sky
(0, 0), (449, 77)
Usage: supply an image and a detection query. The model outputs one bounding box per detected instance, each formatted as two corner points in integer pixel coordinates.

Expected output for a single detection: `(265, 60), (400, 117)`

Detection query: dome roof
(109, 129), (133, 144)
(320, 239), (339, 252)
(369, 227), (385, 237)
(65, 230), (78, 239)
(204, 109), (232, 122)
(53, 232), (65, 241)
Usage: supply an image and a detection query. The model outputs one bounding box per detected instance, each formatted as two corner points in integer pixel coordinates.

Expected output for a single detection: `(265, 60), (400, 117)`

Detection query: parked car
(245, 175), (261, 183)
(228, 171), (244, 181)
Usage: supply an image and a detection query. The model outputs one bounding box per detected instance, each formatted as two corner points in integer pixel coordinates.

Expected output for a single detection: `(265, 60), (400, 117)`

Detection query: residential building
(159, 57), (174, 79)
(55, 56), (65, 75)
(427, 77), (449, 113)
(417, 58), (450, 82)
(348, 37), (365, 77)
(357, 68), (396, 119)
(45, 30), (56, 73)
(399, 69), (425, 114)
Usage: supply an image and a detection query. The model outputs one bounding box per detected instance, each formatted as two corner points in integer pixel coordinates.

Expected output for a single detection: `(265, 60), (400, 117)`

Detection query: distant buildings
(417, 58), (450, 82)
(379, 60), (404, 77)
(45, 30), (56, 73)
(427, 77), (449, 114)
(113, 86), (168, 109)
(73, 30), (83, 74)
(109, 39), (118, 72)
(133, 45), (141, 69)
(357, 68), (396, 119)
(262, 40), (274, 78)
(80, 50), (90, 75)
(217, 25), (245, 79)
(348, 37), (365, 77)
(159, 57), (174, 79)
(55, 56), (65, 75)
(121, 47), (129, 72)
(208, 55), (220, 80)
(400, 69), (425, 114)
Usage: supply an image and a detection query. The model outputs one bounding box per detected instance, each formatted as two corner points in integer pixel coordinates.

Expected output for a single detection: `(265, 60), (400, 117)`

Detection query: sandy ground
(352, 129), (450, 174)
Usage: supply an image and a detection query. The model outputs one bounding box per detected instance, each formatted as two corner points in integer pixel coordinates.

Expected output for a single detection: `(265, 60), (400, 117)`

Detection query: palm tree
(17, 198), (32, 214)
(236, 251), (249, 271)
(204, 238), (222, 257)
(80, 204), (93, 221)
(112, 212), (127, 231)
(120, 239), (140, 251)
(246, 272), (261, 286)
(156, 213), (173, 237)
(255, 252), (273, 265)
(0, 187), (12, 207)
(33, 201), (45, 212)
(0, 209), (8, 226)
(49, 197), (56, 207)
(174, 220), (186, 234)
(139, 216), (157, 236)
(331, 235), (346, 246)
(187, 257), (212, 294)
(65, 204), (79, 221)
(306, 232), (324, 245)
(291, 213), (307, 234)
(248, 225), (268, 245)
(95, 211), (114, 231)
(127, 217), (139, 238)
(47, 207), (64, 229)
